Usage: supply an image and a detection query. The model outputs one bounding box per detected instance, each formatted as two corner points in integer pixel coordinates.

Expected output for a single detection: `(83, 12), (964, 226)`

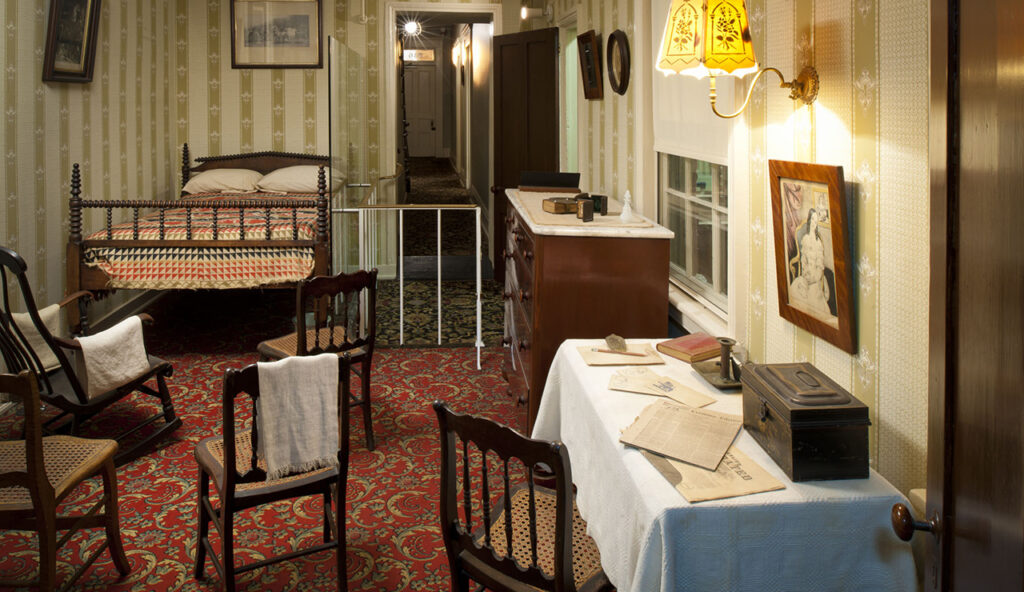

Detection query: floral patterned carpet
(0, 289), (514, 590)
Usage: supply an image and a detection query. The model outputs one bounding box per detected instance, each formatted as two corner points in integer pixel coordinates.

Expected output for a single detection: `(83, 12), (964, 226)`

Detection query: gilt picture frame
(769, 160), (856, 354)
(42, 0), (102, 83)
(231, 0), (322, 69)
(577, 30), (603, 100)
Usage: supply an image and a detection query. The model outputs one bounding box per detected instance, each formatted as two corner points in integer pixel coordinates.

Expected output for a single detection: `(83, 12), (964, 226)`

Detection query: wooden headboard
(180, 143), (330, 188)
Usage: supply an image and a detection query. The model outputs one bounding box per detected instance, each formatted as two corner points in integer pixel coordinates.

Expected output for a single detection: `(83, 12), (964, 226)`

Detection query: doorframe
(383, 2), (504, 183)
(557, 10), (577, 173)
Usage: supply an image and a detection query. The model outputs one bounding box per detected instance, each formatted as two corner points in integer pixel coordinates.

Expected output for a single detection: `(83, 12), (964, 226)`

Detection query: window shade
(651, 0), (736, 166)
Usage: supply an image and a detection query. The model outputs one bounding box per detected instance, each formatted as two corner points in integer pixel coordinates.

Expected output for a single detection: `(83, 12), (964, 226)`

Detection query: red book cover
(656, 332), (721, 363)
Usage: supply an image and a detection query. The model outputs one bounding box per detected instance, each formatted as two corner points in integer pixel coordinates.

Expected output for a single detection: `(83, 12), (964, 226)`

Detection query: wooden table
(532, 339), (918, 592)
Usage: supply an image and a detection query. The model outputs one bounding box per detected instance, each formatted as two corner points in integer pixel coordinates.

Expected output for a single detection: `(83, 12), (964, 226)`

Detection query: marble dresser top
(506, 189), (674, 239)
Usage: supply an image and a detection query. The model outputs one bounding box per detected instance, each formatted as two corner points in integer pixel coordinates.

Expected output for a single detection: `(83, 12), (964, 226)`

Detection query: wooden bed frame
(66, 144), (332, 311)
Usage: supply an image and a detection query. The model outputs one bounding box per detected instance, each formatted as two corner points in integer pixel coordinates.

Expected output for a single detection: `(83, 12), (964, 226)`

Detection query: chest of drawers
(502, 190), (673, 433)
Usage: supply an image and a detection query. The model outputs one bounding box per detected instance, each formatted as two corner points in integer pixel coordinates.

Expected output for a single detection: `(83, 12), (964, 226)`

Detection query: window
(659, 153), (728, 312)
(402, 49), (435, 62)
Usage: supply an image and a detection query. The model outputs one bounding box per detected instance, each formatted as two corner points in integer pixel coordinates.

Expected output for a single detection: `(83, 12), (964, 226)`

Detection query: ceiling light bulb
(403, 21), (422, 36)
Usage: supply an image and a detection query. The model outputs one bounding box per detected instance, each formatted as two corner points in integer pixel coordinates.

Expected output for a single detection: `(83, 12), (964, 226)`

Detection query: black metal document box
(741, 362), (870, 482)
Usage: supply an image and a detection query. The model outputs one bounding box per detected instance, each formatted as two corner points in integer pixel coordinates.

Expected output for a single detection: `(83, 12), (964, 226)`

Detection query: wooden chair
(193, 357), (351, 592)
(257, 268), (378, 451)
(0, 370), (131, 591)
(0, 246), (181, 465)
(433, 401), (613, 592)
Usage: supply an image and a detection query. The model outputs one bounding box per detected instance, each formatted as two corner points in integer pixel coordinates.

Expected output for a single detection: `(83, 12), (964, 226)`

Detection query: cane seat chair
(0, 246), (181, 465)
(433, 401), (613, 592)
(257, 268), (378, 451)
(193, 357), (351, 592)
(0, 370), (131, 591)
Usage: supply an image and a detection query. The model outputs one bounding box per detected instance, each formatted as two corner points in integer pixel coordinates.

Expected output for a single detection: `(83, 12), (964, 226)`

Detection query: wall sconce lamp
(657, 0), (819, 119)
(520, 3), (552, 23)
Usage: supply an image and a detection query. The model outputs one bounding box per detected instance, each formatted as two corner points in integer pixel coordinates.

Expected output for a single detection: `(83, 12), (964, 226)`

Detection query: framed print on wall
(769, 160), (856, 354)
(42, 0), (102, 83)
(231, 0), (323, 69)
(577, 30), (603, 100)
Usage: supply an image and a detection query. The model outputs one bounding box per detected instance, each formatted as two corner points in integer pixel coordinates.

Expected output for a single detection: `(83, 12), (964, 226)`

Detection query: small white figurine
(620, 190), (634, 223)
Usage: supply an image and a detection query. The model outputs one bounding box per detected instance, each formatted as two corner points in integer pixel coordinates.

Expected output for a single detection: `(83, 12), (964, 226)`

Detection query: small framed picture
(577, 30), (603, 100)
(42, 0), (102, 83)
(769, 160), (856, 354)
(231, 0), (323, 69)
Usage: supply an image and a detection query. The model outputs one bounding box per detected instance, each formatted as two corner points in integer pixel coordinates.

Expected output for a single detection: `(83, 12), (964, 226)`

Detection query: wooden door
(895, 1), (1024, 588)
(492, 27), (559, 279)
(406, 65), (440, 157)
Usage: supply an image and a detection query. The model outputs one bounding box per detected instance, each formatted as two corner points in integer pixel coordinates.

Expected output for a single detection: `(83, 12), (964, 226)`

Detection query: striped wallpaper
(1, 1), (176, 319)
(741, 0), (929, 494)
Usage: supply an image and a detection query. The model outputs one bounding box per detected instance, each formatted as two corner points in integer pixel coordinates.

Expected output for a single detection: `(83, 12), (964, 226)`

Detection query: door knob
(891, 503), (939, 541)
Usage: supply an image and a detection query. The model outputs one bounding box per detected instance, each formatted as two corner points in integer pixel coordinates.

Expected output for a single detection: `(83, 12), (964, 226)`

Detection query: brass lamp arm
(708, 66), (819, 119)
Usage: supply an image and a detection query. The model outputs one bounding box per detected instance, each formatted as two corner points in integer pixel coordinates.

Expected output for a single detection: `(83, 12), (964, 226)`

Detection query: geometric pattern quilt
(82, 192), (321, 290)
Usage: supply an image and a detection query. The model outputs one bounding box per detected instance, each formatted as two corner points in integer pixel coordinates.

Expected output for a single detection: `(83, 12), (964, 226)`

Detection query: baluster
(69, 163), (82, 243)
(265, 207), (272, 240)
(181, 143), (190, 190)
(503, 458), (513, 556)
(462, 439), (472, 532)
(316, 166), (328, 244)
(481, 452), (492, 548)
(292, 208), (298, 240)
(212, 206), (218, 240)
(239, 207), (245, 240)
(132, 208), (139, 239)
(159, 209), (165, 239)
(528, 466), (538, 567)
(186, 207), (192, 240)
(106, 208), (113, 239)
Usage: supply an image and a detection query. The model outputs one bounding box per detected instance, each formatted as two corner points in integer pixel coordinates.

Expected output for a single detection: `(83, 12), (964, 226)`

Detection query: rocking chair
(0, 246), (181, 465)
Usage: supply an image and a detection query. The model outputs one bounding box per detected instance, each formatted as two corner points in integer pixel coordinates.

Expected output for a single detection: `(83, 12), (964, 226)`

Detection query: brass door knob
(891, 503), (939, 541)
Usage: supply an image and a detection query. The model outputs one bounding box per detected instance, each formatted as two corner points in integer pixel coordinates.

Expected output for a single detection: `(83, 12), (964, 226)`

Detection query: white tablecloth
(532, 339), (917, 592)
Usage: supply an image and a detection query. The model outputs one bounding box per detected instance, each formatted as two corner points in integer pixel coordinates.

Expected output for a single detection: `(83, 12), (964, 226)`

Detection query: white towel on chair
(256, 353), (339, 481)
(76, 316), (152, 400)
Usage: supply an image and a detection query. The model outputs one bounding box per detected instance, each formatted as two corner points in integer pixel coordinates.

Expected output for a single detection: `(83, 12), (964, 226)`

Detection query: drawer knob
(516, 395), (527, 406)
(758, 399), (769, 423)
(524, 250), (534, 261)
(502, 335), (512, 346)
(518, 339), (530, 351)
(519, 289), (532, 302)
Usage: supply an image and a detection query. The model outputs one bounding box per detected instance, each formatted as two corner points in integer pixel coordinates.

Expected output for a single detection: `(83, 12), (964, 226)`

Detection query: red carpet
(0, 291), (513, 590)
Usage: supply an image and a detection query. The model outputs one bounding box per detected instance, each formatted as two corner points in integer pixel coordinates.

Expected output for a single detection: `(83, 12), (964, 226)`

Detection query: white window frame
(658, 152), (729, 316)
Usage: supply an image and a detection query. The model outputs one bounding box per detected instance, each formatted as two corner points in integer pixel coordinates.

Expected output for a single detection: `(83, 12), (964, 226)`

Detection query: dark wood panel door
(492, 27), (559, 279)
(906, 0), (1024, 589)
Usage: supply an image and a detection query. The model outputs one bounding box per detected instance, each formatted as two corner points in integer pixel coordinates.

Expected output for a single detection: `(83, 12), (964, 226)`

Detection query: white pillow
(12, 303), (63, 372)
(182, 168), (263, 194)
(256, 165), (342, 194)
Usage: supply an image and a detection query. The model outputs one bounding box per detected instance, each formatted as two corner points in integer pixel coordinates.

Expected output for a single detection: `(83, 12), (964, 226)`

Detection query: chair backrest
(295, 268), (378, 357)
(219, 358), (351, 494)
(433, 401), (576, 592)
(0, 246), (84, 402)
(0, 371), (54, 502)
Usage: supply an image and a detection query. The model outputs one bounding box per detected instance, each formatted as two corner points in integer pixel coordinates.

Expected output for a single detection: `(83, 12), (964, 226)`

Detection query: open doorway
(395, 9), (496, 281)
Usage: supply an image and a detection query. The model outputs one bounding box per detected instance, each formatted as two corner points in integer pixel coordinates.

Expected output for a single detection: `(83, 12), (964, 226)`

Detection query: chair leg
(323, 487), (333, 543)
(336, 493), (347, 592)
(193, 469), (210, 580)
(222, 503), (236, 592)
(358, 359), (375, 451)
(101, 458), (131, 575)
(37, 500), (57, 592)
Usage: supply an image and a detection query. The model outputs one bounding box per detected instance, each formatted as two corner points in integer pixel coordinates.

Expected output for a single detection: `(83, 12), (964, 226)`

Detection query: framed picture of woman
(769, 160), (855, 354)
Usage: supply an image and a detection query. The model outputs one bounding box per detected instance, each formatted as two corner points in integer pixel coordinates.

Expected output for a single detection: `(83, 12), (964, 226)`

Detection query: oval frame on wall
(606, 29), (630, 95)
